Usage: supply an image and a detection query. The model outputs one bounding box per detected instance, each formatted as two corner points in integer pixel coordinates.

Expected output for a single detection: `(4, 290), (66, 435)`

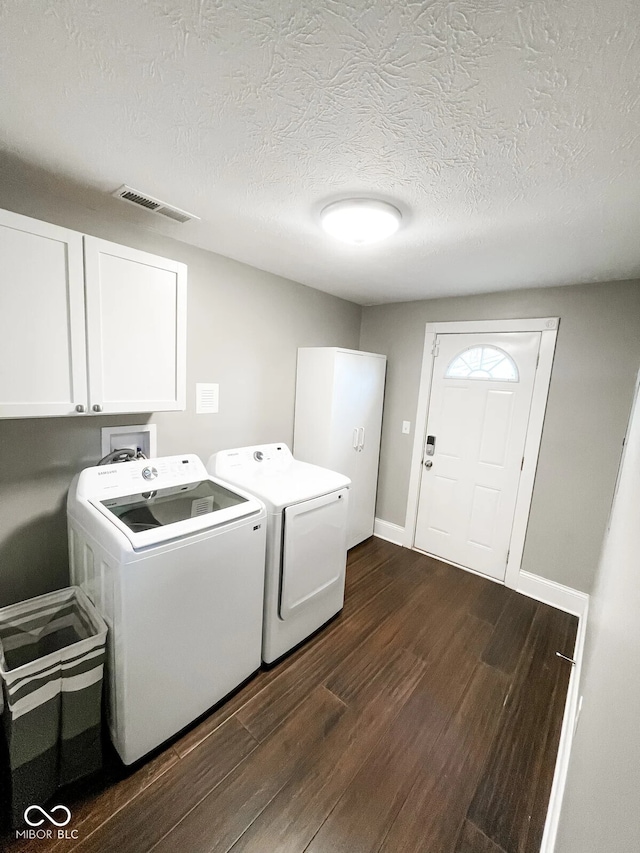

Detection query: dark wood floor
(2, 538), (577, 853)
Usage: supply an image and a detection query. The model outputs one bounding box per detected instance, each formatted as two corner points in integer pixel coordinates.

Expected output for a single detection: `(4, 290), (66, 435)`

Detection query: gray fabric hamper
(0, 586), (107, 827)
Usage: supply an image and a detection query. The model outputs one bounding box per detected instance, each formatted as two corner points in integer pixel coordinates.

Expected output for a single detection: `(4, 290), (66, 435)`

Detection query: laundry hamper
(0, 586), (107, 827)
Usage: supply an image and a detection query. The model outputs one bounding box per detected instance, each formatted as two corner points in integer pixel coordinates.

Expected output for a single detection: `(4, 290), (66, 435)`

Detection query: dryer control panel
(213, 443), (293, 479)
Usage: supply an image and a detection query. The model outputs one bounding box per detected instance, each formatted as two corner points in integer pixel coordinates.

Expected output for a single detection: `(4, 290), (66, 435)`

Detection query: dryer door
(280, 489), (349, 620)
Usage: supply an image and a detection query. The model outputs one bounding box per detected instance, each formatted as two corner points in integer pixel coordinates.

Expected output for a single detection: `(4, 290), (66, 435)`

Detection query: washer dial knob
(142, 466), (158, 481)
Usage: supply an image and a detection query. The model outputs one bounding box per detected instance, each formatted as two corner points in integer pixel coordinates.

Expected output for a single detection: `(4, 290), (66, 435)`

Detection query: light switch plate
(402, 420), (411, 435)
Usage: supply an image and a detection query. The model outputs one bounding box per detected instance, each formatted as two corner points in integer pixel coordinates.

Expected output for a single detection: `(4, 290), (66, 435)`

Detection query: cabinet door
(327, 352), (364, 487)
(84, 237), (186, 414)
(355, 355), (387, 546)
(0, 209), (87, 418)
(331, 352), (386, 548)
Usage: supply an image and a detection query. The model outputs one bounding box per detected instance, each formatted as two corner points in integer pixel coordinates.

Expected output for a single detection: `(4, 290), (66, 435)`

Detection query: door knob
(75, 404), (85, 413)
(423, 459), (433, 469)
(92, 404), (103, 413)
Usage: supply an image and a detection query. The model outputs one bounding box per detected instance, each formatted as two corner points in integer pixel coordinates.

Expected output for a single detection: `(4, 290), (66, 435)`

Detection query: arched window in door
(445, 346), (519, 382)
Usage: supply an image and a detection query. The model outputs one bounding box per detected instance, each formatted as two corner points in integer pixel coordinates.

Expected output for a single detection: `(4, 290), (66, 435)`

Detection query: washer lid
(209, 443), (350, 512)
(72, 454), (264, 550)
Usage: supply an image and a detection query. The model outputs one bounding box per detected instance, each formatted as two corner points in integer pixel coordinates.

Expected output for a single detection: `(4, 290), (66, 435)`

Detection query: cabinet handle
(75, 404), (85, 413)
(353, 428), (359, 450)
(358, 427), (365, 451)
(92, 404), (103, 413)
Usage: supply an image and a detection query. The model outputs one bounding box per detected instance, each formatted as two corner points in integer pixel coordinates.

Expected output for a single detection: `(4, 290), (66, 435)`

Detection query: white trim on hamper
(10, 679), (62, 720)
(10, 665), (104, 720)
(61, 666), (104, 693)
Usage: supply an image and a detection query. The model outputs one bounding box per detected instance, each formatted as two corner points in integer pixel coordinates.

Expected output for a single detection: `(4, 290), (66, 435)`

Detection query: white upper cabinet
(0, 209), (187, 419)
(84, 238), (186, 414)
(0, 209), (88, 418)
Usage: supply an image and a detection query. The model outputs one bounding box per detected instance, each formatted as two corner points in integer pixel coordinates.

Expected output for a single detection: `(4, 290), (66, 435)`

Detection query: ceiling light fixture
(320, 199), (402, 245)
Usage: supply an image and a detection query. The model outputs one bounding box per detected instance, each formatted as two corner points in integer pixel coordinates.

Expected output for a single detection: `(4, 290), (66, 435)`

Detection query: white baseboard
(373, 518), (405, 546)
(517, 570), (589, 618)
(539, 596), (589, 853)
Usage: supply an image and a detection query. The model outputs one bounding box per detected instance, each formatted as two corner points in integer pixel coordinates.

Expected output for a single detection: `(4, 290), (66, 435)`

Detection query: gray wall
(360, 281), (640, 593)
(0, 179), (361, 607)
(555, 374), (640, 852)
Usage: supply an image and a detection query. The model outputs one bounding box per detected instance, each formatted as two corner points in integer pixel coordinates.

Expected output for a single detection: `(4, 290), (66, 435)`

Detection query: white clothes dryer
(67, 454), (266, 764)
(209, 443), (350, 664)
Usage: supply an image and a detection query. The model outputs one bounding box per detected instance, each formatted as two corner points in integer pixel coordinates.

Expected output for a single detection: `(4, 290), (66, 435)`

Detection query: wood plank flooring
(1, 538), (577, 853)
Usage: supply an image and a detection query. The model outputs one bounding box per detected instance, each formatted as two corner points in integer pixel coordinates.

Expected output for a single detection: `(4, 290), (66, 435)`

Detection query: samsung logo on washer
(97, 469), (118, 475)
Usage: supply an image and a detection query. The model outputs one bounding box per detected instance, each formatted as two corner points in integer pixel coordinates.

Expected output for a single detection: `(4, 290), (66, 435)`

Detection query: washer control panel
(82, 455), (209, 497)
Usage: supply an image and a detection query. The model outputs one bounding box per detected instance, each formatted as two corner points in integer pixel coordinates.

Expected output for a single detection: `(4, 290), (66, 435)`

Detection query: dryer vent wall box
(101, 424), (157, 458)
(67, 454), (267, 765)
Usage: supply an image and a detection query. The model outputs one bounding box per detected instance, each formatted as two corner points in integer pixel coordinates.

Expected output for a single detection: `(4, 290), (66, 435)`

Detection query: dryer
(209, 443), (350, 664)
(67, 454), (266, 764)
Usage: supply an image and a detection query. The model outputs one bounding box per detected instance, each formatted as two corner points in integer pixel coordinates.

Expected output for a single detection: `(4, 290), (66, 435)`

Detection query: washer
(209, 443), (350, 664)
(67, 454), (266, 764)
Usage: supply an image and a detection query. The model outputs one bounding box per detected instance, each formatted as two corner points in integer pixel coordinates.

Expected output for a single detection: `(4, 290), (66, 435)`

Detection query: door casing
(404, 318), (559, 590)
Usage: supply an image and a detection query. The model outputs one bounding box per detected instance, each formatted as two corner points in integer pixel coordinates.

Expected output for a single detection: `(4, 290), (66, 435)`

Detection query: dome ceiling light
(320, 199), (402, 245)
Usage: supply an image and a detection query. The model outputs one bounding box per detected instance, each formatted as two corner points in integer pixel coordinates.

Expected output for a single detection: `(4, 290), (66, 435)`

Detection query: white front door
(414, 332), (541, 581)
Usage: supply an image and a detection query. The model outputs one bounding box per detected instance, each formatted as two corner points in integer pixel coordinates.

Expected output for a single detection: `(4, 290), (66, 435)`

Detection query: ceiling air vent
(112, 185), (200, 224)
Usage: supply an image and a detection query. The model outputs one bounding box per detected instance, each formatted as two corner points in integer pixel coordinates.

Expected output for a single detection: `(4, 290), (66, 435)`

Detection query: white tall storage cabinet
(294, 347), (387, 549)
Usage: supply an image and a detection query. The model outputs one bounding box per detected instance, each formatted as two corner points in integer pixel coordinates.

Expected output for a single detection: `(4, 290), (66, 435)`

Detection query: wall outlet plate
(402, 420), (411, 435)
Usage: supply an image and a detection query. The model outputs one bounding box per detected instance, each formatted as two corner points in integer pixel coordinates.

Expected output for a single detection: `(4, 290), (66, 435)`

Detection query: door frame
(404, 317), (559, 590)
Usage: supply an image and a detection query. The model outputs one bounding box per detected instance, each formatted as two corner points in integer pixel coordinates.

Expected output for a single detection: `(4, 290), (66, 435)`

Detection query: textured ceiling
(1, 0), (639, 304)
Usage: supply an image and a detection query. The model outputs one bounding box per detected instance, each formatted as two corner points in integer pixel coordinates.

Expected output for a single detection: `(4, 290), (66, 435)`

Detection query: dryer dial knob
(142, 466), (158, 481)
(253, 451), (264, 461)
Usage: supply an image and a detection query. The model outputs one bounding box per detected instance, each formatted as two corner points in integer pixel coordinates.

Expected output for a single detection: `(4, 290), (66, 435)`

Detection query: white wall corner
(539, 595), (589, 853)
(515, 570), (589, 853)
(373, 518), (405, 546)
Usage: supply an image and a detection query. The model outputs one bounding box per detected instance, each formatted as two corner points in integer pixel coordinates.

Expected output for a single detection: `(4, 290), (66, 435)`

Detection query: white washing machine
(209, 443), (350, 664)
(67, 454), (266, 764)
